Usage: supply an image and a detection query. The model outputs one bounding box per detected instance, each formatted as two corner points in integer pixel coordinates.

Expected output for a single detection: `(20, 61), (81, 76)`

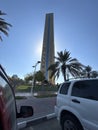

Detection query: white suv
(55, 78), (98, 130)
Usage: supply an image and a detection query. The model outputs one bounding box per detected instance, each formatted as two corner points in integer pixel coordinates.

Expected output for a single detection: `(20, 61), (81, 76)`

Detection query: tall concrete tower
(41, 13), (55, 84)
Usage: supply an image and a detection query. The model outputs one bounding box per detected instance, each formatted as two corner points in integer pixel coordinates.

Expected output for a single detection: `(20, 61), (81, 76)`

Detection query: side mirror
(17, 106), (33, 118)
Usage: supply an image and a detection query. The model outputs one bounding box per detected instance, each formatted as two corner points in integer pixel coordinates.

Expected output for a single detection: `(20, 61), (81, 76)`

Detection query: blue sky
(0, 0), (98, 83)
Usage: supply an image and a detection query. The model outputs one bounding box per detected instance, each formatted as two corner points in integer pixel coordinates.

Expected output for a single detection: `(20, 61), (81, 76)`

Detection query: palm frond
(0, 36), (2, 41)
(48, 61), (59, 70)
(0, 28), (8, 36)
(0, 11), (6, 15)
(69, 58), (78, 63)
(0, 10), (12, 41)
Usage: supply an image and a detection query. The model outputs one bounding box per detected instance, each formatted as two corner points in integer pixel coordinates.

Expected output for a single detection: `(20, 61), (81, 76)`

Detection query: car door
(0, 70), (17, 130)
(70, 79), (98, 130)
(57, 82), (71, 107)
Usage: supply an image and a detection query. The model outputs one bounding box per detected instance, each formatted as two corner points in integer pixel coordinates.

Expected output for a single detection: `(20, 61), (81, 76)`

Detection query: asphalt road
(22, 118), (61, 130)
(16, 96), (56, 122)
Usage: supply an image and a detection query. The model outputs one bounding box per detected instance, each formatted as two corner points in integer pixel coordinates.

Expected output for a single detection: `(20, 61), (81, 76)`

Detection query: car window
(0, 74), (16, 130)
(72, 80), (98, 101)
(59, 82), (70, 95)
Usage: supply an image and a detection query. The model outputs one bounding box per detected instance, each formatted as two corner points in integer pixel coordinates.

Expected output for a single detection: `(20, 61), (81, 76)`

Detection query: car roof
(62, 78), (98, 84)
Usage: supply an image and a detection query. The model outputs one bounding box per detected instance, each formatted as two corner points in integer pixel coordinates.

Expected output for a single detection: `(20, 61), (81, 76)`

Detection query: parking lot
(23, 118), (61, 130)
(16, 97), (56, 122)
(17, 97), (60, 130)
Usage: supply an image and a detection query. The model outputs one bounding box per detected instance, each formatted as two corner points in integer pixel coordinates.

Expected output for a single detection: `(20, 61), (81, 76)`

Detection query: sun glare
(36, 41), (43, 56)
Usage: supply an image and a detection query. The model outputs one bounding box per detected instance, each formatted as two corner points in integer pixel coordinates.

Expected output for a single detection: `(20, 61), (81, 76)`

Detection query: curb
(18, 113), (56, 129)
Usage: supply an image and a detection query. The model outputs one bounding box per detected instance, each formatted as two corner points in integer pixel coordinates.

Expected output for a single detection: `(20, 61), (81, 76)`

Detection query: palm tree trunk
(64, 74), (66, 81)
(87, 72), (90, 78)
(62, 65), (66, 81)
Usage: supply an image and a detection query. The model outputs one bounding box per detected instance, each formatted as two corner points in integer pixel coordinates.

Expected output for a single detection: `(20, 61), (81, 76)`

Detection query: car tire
(61, 114), (83, 130)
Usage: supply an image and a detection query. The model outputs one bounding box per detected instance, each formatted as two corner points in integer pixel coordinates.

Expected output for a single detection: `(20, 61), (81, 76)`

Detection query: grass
(15, 96), (27, 99)
(17, 85), (30, 89)
(16, 85), (31, 92)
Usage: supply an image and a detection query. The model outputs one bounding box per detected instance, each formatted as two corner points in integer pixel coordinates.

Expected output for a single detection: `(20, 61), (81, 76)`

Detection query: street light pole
(31, 61), (41, 96)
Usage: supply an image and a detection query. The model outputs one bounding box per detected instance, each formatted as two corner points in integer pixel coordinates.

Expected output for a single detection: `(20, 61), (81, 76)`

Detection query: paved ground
(16, 96), (56, 122)
(16, 93), (58, 129)
(23, 118), (61, 130)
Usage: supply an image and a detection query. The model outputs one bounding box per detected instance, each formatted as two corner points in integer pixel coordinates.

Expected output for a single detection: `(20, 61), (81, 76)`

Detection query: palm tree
(48, 49), (84, 81)
(82, 65), (98, 78)
(85, 65), (92, 78)
(0, 10), (12, 41)
(91, 71), (98, 78)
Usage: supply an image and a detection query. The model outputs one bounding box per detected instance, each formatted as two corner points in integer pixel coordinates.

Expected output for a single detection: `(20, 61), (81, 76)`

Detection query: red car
(0, 65), (33, 130)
